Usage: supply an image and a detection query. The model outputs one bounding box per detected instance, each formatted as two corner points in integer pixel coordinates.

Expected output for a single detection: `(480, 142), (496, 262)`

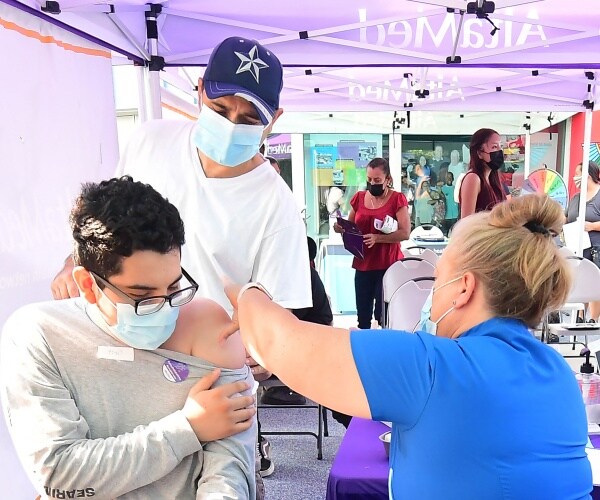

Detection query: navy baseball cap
(203, 37), (283, 125)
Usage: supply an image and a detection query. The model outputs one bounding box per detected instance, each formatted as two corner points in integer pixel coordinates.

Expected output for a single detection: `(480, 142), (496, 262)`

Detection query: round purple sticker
(162, 359), (190, 383)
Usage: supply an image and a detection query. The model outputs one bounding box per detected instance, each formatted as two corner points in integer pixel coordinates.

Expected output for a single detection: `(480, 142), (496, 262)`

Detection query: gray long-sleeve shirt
(0, 298), (256, 499)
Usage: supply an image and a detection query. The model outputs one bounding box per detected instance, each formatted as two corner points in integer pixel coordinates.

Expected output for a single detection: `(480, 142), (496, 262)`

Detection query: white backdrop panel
(0, 3), (118, 496)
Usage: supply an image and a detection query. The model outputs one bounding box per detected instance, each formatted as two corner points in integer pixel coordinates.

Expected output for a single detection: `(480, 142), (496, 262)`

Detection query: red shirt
(350, 190), (408, 271)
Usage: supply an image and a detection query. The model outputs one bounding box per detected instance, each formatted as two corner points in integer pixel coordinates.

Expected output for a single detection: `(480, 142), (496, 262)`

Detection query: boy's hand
(182, 368), (256, 442)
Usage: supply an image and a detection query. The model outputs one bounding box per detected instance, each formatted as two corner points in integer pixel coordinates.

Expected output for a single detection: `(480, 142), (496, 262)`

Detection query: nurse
(225, 194), (592, 499)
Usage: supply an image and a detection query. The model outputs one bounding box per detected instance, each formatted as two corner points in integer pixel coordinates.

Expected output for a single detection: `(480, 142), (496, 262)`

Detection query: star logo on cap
(234, 45), (269, 84)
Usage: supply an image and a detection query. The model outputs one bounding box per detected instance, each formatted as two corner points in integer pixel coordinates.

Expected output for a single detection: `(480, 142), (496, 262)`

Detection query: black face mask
(486, 150), (505, 171)
(367, 182), (385, 197)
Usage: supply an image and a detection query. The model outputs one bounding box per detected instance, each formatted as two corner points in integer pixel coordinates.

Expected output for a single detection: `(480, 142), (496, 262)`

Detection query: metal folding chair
(257, 377), (328, 460)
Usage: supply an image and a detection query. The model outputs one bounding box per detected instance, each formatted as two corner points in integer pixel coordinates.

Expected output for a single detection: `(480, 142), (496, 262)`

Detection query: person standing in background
(415, 178), (435, 226)
(266, 156), (281, 175)
(459, 128), (507, 218)
(432, 145), (445, 168)
(566, 161), (600, 321)
(400, 171), (415, 224)
(441, 172), (459, 235)
(448, 149), (465, 180)
(431, 145), (446, 185)
(333, 158), (410, 329)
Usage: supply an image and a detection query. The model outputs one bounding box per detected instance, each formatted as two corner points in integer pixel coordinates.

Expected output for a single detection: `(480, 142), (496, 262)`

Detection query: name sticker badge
(97, 346), (135, 362)
(163, 359), (190, 383)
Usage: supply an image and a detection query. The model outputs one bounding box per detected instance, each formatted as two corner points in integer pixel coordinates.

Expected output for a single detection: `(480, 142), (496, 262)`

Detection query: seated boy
(0, 177), (256, 499)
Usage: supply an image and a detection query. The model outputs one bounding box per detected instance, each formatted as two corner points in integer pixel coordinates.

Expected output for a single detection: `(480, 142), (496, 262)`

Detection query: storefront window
(265, 133), (292, 190)
(402, 136), (471, 236)
(303, 134), (387, 242)
(401, 134), (541, 236)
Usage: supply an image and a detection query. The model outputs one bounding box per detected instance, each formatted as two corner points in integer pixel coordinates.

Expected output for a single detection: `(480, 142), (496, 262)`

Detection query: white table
(403, 237), (449, 256)
(317, 237), (357, 315)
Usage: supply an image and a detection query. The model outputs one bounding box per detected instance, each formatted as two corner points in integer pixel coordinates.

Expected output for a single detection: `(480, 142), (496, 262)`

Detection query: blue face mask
(95, 289), (179, 350)
(110, 302), (179, 350)
(193, 104), (265, 167)
(416, 276), (462, 335)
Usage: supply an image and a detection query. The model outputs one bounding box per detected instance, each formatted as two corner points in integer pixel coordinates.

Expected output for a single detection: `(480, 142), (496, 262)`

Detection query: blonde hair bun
(488, 194), (564, 237)
(454, 194), (571, 328)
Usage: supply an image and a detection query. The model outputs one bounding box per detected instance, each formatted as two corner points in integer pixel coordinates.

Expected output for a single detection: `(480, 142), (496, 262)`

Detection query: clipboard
(337, 217), (365, 260)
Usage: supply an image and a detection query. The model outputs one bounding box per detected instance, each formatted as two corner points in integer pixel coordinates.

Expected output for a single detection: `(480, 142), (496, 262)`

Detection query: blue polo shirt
(351, 317), (592, 499)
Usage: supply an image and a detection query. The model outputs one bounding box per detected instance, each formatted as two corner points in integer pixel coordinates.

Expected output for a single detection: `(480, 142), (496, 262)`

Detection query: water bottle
(576, 348), (600, 425)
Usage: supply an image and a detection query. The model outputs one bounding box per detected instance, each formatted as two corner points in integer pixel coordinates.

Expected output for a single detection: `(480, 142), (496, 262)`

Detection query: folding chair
(388, 278), (435, 331)
(257, 377), (328, 460)
(381, 258), (435, 327)
(402, 247), (439, 266)
(402, 244), (428, 256)
(544, 256), (600, 346)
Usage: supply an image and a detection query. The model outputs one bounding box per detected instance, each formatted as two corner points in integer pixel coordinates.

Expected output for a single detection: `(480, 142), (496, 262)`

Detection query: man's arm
(1, 312), (254, 498)
(51, 255), (78, 300)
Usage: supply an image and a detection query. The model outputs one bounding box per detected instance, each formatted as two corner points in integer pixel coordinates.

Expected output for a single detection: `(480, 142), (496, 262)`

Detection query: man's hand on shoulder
(51, 256), (79, 300)
(182, 368), (256, 442)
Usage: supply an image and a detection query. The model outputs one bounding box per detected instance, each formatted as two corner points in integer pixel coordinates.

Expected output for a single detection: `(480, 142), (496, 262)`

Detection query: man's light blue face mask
(416, 276), (462, 335)
(193, 104), (265, 167)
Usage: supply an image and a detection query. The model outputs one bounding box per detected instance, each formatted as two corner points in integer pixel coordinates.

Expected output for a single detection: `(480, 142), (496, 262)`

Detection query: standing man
(431, 145), (446, 185)
(51, 37), (312, 481)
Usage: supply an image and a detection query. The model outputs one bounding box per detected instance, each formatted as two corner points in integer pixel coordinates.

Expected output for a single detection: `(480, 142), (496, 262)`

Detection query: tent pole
(388, 130), (403, 188)
(524, 130), (531, 178)
(576, 109), (593, 257)
(145, 4), (163, 120)
(147, 69), (162, 120)
(562, 116), (573, 180)
(290, 134), (306, 216)
(135, 65), (148, 123)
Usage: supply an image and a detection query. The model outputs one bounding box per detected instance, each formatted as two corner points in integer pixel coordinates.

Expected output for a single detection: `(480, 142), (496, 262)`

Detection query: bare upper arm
(460, 173), (481, 218)
(395, 206), (411, 239)
(174, 299), (246, 369)
(348, 207), (356, 222)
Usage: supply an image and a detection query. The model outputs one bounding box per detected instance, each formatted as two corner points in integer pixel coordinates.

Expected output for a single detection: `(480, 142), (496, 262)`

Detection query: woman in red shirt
(334, 158), (411, 329)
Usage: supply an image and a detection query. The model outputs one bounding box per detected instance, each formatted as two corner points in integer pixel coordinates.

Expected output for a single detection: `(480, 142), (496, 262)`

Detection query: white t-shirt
(117, 120), (311, 313)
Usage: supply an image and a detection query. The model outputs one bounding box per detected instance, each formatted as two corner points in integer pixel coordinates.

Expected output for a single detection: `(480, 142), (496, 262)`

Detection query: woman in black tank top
(459, 128), (507, 218)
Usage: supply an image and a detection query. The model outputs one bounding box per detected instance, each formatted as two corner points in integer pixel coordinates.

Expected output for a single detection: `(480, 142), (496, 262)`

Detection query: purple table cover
(326, 418), (389, 500)
(327, 418), (600, 500)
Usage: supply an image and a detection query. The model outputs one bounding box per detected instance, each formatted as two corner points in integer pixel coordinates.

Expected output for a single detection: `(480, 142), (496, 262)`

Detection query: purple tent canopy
(3, 0), (599, 111)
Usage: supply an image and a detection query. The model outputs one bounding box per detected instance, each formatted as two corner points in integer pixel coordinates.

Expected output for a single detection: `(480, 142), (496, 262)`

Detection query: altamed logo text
(358, 9), (547, 50)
